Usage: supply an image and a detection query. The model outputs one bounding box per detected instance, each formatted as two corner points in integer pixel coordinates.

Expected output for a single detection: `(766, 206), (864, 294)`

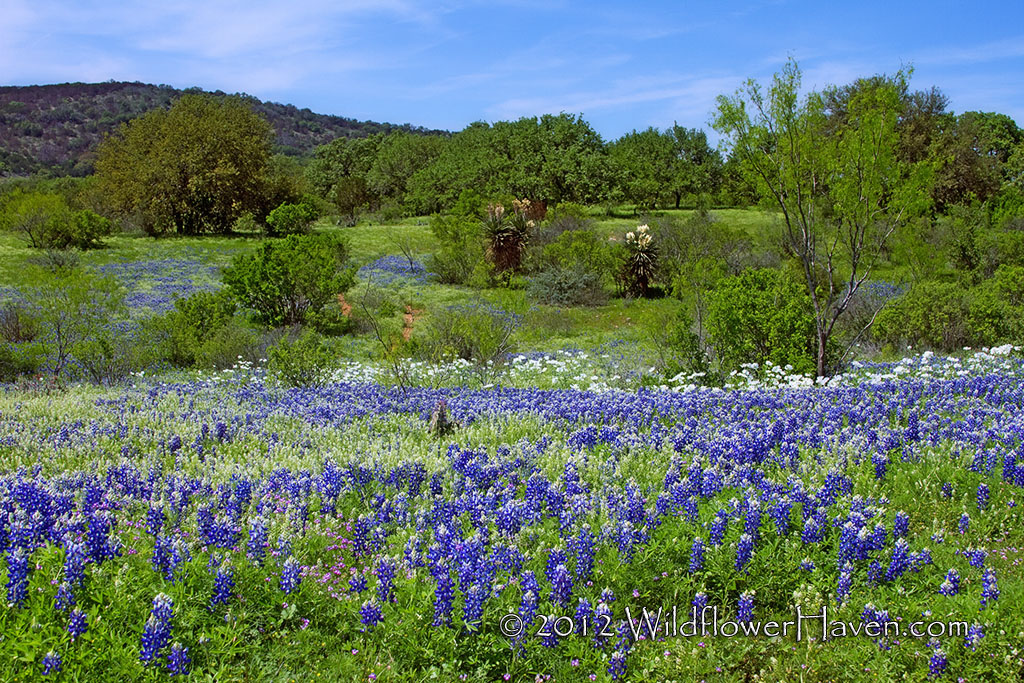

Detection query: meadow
(1, 210), (1023, 682)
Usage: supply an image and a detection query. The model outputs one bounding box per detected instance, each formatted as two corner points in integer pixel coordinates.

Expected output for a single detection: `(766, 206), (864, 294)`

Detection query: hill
(0, 81), (446, 177)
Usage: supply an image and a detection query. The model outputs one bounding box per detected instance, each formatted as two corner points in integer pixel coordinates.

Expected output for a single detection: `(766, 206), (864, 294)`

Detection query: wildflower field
(1, 346), (1023, 682)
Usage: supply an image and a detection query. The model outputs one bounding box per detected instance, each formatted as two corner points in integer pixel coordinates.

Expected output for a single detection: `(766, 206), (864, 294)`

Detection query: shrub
(540, 228), (614, 277)
(267, 328), (337, 387)
(427, 213), (485, 285)
(873, 281), (968, 351)
(527, 267), (607, 307)
(418, 302), (521, 368)
(0, 342), (41, 382)
(647, 307), (712, 381)
(147, 290), (238, 367)
(194, 321), (265, 370)
(21, 267), (128, 379)
(222, 233), (355, 327)
(265, 199), (319, 237)
(705, 268), (821, 374)
(54, 210), (113, 250)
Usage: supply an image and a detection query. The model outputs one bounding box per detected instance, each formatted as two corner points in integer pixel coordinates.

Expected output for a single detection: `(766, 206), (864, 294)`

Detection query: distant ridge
(0, 81), (447, 177)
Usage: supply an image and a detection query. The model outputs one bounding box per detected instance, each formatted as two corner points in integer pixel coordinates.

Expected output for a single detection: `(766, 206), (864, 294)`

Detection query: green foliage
(95, 93), (274, 235)
(222, 233), (355, 328)
(540, 228), (614, 275)
(267, 328), (338, 387)
(526, 267), (607, 307)
(0, 189), (108, 249)
(875, 267), (1024, 351)
(713, 59), (931, 375)
(426, 213), (485, 285)
(706, 268), (821, 374)
(21, 267), (128, 379)
(645, 306), (712, 382)
(146, 291), (238, 367)
(418, 302), (521, 369)
(265, 198), (319, 237)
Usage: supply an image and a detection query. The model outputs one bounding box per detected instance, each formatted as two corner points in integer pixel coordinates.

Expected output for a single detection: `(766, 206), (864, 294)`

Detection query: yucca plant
(622, 224), (657, 296)
(482, 200), (534, 275)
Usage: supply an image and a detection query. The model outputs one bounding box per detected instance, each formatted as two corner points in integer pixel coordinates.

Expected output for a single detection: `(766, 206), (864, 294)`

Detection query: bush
(873, 281), (968, 351)
(147, 290), (238, 367)
(223, 233), (355, 327)
(52, 210), (113, 250)
(647, 307), (712, 382)
(540, 228), (614, 276)
(527, 267), (607, 306)
(427, 213), (485, 285)
(267, 328), (337, 387)
(265, 199), (319, 237)
(418, 302), (521, 368)
(0, 342), (41, 382)
(705, 268), (821, 374)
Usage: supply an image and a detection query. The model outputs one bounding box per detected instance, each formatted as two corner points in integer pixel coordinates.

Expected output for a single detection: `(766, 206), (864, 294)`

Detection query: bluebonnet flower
(735, 533), (754, 572)
(571, 525), (596, 581)
(600, 587), (616, 604)
(770, 499), (792, 536)
(168, 435), (182, 453)
(462, 584), (485, 632)
(964, 623), (984, 651)
(360, 599), (384, 629)
(6, 548), (28, 608)
(872, 452), (887, 480)
(689, 536), (705, 573)
(966, 547), (987, 568)
(893, 511), (909, 539)
(867, 560), (883, 586)
(166, 642), (190, 677)
(55, 581), (75, 612)
(550, 563), (573, 608)
(349, 574), (367, 594)
(140, 594), (174, 665)
(692, 591), (708, 613)
(63, 541), (87, 588)
(737, 591), (755, 623)
(280, 556), (302, 594)
(41, 651), (61, 676)
(574, 598), (593, 635)
(211, 564), (234, 608)
(885, 539), (910, 582)
(928, 647), (947, 678)
(938, 569), (960, 596)
(246, 518), (268, 566)
(608, 648), (628, 680)
(977, 483), (989, 512)
(940, 482), (952, 499)
(836, 562), (853, 604)
(958, 513), (970, 534)
(377, 556), (396, 604)
(592, 602), (613, 649)
(709, 510), (728, 546)
(799, 558), (815, 572)
(68, 608), (88, 640)
(980, 568), (999, 609)
(433, 570), (455, 627)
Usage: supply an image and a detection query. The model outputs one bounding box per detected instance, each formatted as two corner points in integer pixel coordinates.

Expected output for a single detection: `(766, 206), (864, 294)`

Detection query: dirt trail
(403, 305), (423, 341)
(337, 293), (352, 317)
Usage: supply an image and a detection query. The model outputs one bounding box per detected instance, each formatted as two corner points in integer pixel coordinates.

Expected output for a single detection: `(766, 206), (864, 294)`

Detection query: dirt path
(337, 293), (352, 317)
(402, 304), (423, 341)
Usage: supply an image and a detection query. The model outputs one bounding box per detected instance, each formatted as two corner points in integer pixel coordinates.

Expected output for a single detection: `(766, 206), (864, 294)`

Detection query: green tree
(222, 233), (355, 327)
(0, 189), (71, 248)
(706, 268), (820, 374)
(95, 94), (273, 235)
(713, 60), (931, 376)
(609, 128), (675, 210)
(666, 125), (723, 208)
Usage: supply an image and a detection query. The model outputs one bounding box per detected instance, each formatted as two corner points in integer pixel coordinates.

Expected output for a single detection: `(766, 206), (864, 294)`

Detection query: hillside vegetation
(0, 82), (446, 177)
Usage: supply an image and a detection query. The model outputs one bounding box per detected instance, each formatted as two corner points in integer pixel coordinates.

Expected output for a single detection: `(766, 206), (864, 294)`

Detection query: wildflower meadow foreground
(1, 349), (1023, 682)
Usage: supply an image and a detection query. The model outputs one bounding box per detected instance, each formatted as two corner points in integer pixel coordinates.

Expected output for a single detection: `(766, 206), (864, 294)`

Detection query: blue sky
(3, 0), (1023, 140)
